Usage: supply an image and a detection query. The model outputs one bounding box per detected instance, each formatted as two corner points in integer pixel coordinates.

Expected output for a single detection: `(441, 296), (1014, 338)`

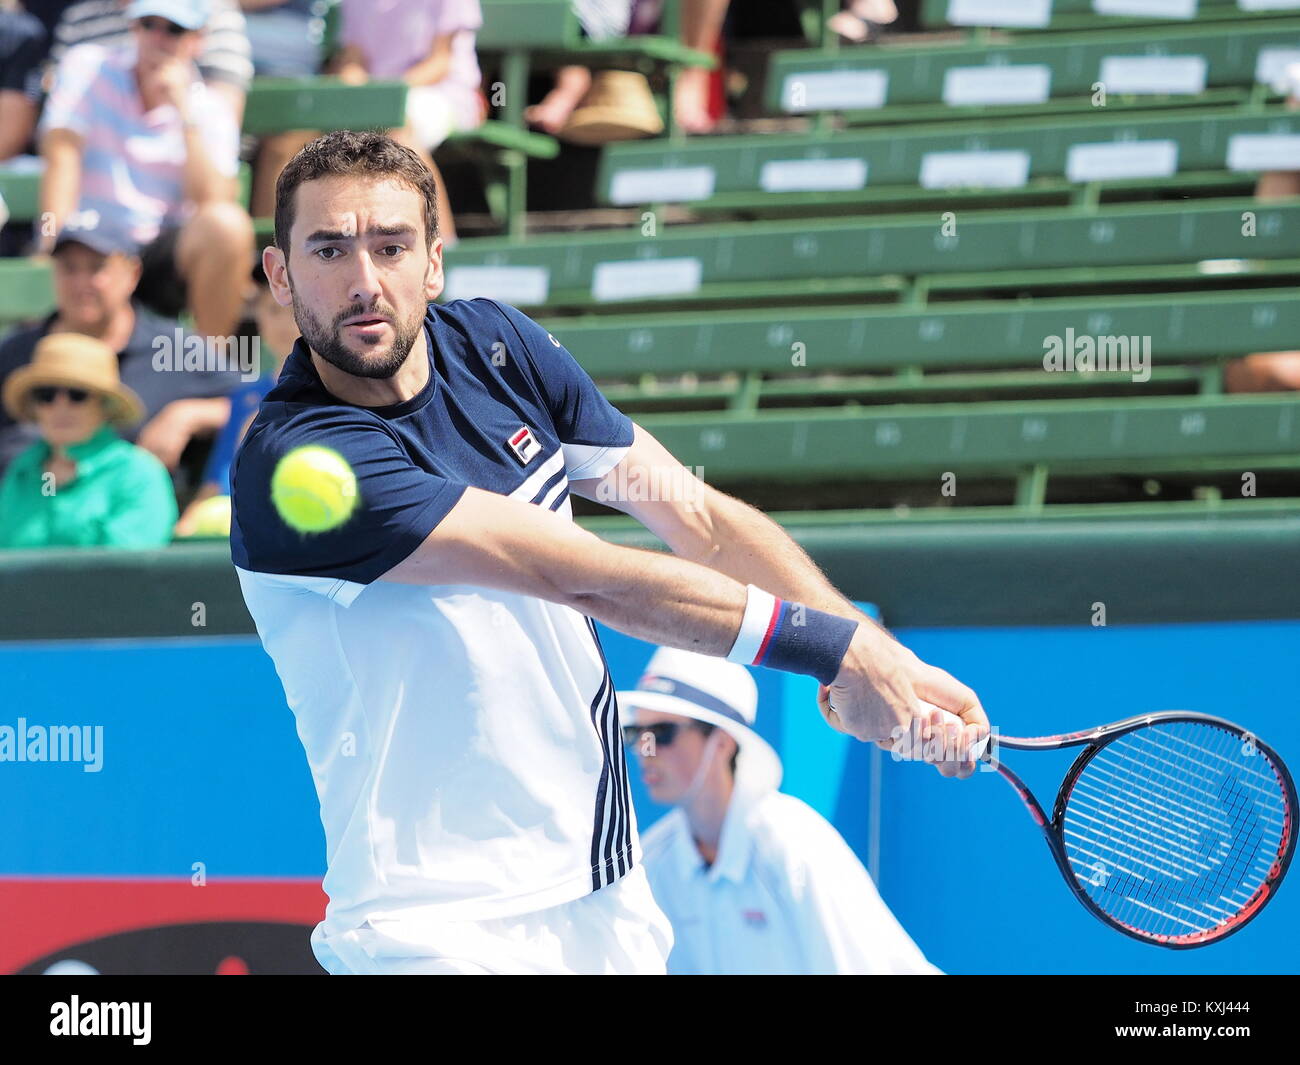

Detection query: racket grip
(917, 700), (992, 762)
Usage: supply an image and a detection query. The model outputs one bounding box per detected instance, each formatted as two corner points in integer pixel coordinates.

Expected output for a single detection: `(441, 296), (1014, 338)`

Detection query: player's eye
(315, 247), (342, 261)
(381, 244), (405, 257)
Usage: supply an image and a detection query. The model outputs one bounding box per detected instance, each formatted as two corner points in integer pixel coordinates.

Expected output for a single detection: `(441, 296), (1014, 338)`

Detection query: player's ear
(424, 236), (444, 302)
(264, 246), (292, 308)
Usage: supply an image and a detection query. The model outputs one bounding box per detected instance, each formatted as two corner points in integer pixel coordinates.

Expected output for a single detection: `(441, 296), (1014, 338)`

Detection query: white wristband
(726, 584), (778, 666)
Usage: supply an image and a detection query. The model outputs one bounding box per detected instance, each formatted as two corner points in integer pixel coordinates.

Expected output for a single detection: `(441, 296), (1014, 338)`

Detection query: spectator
(241, 0), (320, 77)
(668, 0), (730, 134)
(48, 0), (252, 123)
(0, 211), (242, 479)
(37, 0), (255, 341)
(608, 0), (732, 134)
(242, 0), (328, 219)
(173, 258), (296, 537)
(0, 7), (47, 162)
(330, 0), (486, 243)
(523, 1), (630, 134)
(0, 331), (177, 549)
(523, 1), (663, 146)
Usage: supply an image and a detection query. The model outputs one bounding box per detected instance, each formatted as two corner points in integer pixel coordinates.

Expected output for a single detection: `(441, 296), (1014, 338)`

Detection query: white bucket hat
(618, 646), (783, 794)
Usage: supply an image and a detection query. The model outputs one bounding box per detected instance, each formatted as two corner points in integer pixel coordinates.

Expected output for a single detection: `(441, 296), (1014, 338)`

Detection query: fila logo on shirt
(742, 909), (768, 928)
(507, 424), (541, 466)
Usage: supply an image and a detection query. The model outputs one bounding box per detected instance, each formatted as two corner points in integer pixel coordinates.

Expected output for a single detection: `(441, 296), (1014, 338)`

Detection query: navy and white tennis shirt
(230, 298), (639, 946)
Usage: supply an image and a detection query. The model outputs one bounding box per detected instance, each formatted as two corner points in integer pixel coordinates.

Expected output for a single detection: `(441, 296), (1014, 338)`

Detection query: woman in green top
(0, 332), (177, 549)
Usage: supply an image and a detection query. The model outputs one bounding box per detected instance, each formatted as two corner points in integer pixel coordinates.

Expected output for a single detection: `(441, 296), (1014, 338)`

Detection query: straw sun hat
(558, 70), (665, 146)
(2, 333), (145, 428)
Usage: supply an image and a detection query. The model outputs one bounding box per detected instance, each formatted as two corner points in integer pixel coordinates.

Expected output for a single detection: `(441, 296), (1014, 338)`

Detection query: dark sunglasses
(136, 16), (190, 36)
(32, 386), (92, 405)
(622, 722), (693, 749)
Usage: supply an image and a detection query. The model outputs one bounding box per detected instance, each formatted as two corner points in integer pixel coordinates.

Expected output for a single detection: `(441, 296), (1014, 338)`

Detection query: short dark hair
(692, 721), (740, 776)
(273, 130), (439, 263)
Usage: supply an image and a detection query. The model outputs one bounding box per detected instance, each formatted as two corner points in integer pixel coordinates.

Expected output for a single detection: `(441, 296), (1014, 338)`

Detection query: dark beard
(290, 286), (424, 381)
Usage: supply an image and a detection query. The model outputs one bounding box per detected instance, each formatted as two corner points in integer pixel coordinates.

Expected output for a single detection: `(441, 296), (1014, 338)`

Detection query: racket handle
(917, 700), (993, 762)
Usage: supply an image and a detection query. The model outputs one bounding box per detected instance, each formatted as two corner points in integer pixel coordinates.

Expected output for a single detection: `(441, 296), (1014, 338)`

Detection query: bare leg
(524, 66), (592, 134)
(251, 130), (318, 219)
(1256, 171), (1300, 200)
(675, 0), (731, 134)
(176, 202), (255, 340)
(1224, 351), (1300, 392)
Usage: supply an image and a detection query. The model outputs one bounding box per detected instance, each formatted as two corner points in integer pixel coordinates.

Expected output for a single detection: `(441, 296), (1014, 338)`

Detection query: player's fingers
(912, 666), (989, 734)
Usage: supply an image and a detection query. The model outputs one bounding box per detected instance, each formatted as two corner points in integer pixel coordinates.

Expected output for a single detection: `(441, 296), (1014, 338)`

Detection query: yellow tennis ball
(271, 445), (358, 533)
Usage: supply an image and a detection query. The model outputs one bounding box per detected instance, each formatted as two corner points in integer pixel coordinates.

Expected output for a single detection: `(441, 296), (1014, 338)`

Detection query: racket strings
(1059, 721), (1290, 943)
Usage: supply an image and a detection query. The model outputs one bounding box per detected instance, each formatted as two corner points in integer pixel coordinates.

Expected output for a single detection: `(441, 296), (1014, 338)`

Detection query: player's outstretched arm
(379, 485), (982, 772)
(569, 422), (989, 777)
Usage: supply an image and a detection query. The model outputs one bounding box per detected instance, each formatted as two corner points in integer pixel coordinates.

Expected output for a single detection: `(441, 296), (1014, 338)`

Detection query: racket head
(1043, 713), (1296, 949)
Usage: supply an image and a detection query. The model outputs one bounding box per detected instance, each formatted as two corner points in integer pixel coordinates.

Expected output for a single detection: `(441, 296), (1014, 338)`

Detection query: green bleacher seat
(440, 121), (559, 237)
(241, 78), (407, 136)
(0, 260), (53, 324)
(629, 395), (1300, 487)
(443, 197), (1300, 309)
(473, 0), (714, 232)
(478, 0), (714, 69)
(767, 19), (1300, 121)
(597, 105), (1300, 208)
(920, 0), (1298, 34)
(0, 170), (40, 223)
(539, 288), (1299, 385)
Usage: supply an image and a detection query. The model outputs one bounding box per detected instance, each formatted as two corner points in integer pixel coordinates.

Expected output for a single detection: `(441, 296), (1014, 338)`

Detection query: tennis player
(230, 130), (988, 975)
(624, 647), (943, 974)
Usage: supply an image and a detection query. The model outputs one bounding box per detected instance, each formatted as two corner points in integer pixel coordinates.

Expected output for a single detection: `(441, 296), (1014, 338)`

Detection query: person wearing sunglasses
(0, 332), (177, 549)
(622, 646), (943, 975)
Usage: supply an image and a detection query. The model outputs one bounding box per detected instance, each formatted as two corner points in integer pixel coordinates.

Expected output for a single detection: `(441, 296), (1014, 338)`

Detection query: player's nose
(346, 251), (384, 305)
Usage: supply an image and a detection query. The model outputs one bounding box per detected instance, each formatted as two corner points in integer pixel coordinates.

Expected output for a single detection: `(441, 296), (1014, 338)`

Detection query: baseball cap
(52, 210), (140, 258)
(124, 0), (211, 31)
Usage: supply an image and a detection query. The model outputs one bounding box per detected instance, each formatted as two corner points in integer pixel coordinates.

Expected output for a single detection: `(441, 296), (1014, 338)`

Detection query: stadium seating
(465, 0), (716, 233)
(919, 0), (1299, 34)
(766, 19), (1300, 122)
(597, 105), (1300, 209)
(240, 78), (407, 136)
(3, 0), (1297, 518)
(623, 393), (1300, 511)
(535, 288), (1300, 400)
(443, 197), (1300, 310)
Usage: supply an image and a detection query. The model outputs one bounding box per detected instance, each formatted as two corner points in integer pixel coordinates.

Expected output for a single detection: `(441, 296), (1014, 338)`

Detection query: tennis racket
(928, 707), (1296, 948)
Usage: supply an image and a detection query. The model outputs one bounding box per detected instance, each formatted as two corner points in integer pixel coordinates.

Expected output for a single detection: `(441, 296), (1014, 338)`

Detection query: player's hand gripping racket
(932, 706), (1296, 948)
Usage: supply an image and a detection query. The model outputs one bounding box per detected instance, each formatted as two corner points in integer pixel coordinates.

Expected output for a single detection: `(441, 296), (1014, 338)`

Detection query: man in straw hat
(623, 646), (942, 974)
(0, 332), (177, 548)
(231, 129), (986, 975)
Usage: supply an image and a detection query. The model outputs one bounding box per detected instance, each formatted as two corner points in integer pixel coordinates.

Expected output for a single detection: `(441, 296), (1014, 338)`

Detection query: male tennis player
(230, 130), (988, 975)
(624, 647), (942, 974)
